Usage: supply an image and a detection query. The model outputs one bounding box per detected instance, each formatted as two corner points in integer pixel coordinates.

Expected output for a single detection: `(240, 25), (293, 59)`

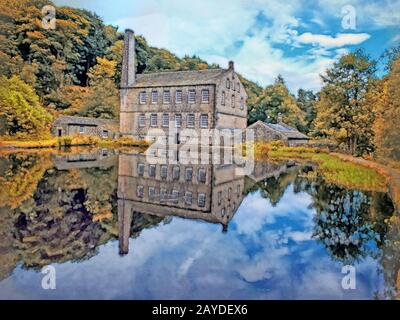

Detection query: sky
(53, 0), (400, 92)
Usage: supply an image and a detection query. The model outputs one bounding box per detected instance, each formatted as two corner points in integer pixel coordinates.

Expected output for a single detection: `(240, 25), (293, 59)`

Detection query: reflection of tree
(0, 153), (53, 209)
(297, 175), (394, 264)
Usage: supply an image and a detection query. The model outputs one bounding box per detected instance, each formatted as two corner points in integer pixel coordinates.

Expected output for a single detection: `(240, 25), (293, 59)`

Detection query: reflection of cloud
(0, 185), (385, 299)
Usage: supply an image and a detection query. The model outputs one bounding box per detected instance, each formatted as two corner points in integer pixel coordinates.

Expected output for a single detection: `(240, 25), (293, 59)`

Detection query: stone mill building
(119, 29), (248, 144)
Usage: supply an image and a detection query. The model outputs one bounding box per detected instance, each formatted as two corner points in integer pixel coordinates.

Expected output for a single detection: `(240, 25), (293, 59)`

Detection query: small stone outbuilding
(52, 115), (119, 139)
(247, 120), (309, 146)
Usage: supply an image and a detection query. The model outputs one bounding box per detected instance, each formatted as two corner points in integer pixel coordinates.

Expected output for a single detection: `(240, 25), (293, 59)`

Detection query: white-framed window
(172, 189), (179, 204)
(163, 90), (171, 104)
(187, 114), (195, 128)
(174, 114), (182, 128)
(231, 94), (235, 108)
(79, 126), (85, 134)
(221, 91), (225, 105)
(185, 167), (193, 181)
(201, 89), (209, 103)
(185, 191), (193, 205)
(137, 163), (145, 176)
(198, 168), (206, 183)
(226, 78), (230, 89)
(137, 185), (144, 198)
(160, 165), (168, 179)
(139, 91), (146, 104)
(200, 114), (208, 128)
(138, 114), (146, 127)
(149, 164), (156, 177)
(175, 90), (182, 104)
(148, 187), (156, 199)
(162, 113), (169, 127)
(150, 114), (157, 127)
(240, 97), (244, 110)
(188, 89), (196, 104)
(172, 165), (180, 180)
(198, 193), (206, 207)
(151, 91), (158, 104)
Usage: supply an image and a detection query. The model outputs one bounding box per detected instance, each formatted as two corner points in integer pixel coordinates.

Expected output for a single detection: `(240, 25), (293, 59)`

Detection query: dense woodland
(0, 0), (399, 162)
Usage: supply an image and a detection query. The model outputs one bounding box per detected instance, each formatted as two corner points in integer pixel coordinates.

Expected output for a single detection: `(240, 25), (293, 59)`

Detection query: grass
(0, 135), (149, 149)
(253, 142), (388, 193)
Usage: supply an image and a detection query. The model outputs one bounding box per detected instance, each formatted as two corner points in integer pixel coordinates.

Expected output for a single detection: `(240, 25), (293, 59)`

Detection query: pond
(0, 148), (398, 300)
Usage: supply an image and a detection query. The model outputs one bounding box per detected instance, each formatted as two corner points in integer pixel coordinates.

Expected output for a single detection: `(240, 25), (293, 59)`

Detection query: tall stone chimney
(228, 60), (234, 71)
(121, 29), (135, 88)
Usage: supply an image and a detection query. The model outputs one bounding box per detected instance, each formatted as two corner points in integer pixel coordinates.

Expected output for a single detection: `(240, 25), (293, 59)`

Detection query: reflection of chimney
(118, 198), (132, 255)
(222, 223), (228, 233)
(121, 29), (135, 88)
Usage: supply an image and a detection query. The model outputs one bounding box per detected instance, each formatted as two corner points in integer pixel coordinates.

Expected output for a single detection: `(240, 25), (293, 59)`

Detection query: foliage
(248, 75), (306, 130)
(0, 75), (52, 138)
(314, 50), (377, 156)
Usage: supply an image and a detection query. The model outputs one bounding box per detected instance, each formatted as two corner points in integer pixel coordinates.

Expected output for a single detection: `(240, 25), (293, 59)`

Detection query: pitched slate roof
(248, 120), (309, 140)
(54, 115), (119, 129)
(132, 68), (227, 87)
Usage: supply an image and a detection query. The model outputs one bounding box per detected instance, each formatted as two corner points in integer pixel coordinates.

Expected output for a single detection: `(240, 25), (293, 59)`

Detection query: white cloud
(296, 32), (371, 48)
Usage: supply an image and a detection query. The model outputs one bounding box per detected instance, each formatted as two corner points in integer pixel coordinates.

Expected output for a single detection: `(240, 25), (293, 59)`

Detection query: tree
(373, 55), (400, 161)
(248, 75), (306, 130)
(314, 50), (377, 155)
(296, 89), (317, 134)
(0, 75), (53, 138)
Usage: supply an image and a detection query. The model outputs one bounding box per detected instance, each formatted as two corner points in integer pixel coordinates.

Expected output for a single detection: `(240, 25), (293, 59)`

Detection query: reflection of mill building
(120, 29), (248, 142)
(117, 152), (245, 254)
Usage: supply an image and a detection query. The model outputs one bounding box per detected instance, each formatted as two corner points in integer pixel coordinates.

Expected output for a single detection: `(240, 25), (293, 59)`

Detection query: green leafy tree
(314, 50), (377, 155)
(0, 75), (52, 138)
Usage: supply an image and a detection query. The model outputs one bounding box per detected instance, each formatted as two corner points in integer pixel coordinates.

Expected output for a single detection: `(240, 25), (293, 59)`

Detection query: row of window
(137, 163), (207, 183)
(136, 186), (207, 207)
(217, 185), (241, 205)
(226, 78), (241, 93)
(139, 89), (210, 105)
(138, 113), (209, 128)
(221, 92), (245, 110)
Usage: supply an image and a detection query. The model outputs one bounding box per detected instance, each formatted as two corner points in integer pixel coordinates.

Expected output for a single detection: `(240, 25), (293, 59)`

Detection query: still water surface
(0, 149), (398, 299)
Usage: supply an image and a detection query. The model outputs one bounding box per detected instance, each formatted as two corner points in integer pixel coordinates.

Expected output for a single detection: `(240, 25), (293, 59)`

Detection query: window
(136, 185), (144, 198)
(231, 95), (235, 108)
(228, 187), (232, 200)
(198, 193), (206, 207)
(188, 89), (196, 104)
(162, 113), (169, 127)
(221, 91), (225, 105)
(237, 82), (240, 92)
(218, 191), (222, 205)
(138, 114), (146, 127)
(172, 165), (180, 180)
(139, 91), (146, 104)
(201, 89), (209, 103)
(185, 167), (193, 181)
(137, 163), (145, 176)
(240, 97), (244, 110)
(102, 130), (108, 138)
(160, 188), (167, 202)
(160, 165), (168, 179)
(163, 90), (171, 104)
(151, 91), (158, 104)
(79, 126), (85, 134)
(226, 78), (230, 89)
(149, 164), (156, 177)
(185, 191), (193, 205)
(174, 114), (182, 128)
(200, 114), (208, 128)
(148, 187), (156, 199)
(198, 168), (206, 183)
(232, 80), (235, 91)
(172, 189), (179, 204)
(175, 90), (183, 104)
(237, 184), (241, 197)
(221, 207), (226, 217)
(150, 114), (157, 127)
(187, 114), (195, 128)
